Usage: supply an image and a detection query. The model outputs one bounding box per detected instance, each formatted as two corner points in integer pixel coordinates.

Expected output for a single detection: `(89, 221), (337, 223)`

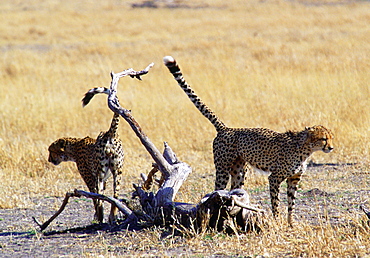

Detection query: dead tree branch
(33, 190), (138, 231)
(33, 192), (78, 231)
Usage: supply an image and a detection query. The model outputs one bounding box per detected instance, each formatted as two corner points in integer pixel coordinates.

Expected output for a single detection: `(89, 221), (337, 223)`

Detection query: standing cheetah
(48, 112), (124, 224)
(163, 56), (334, 224)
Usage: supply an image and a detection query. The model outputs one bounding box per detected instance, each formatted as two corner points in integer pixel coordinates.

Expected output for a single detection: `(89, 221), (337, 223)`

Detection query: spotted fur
(163, 56), (334, 224)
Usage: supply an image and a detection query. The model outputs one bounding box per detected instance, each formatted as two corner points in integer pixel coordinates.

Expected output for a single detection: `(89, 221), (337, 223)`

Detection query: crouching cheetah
(163, 56), (334, 224)
(48, 112), (124, 224)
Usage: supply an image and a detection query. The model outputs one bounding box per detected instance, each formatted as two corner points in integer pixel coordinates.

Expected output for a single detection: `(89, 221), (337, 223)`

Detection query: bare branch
(73, 190), (135, 218)
(33, 190), (137, 231)
(32, 191), (79, 231)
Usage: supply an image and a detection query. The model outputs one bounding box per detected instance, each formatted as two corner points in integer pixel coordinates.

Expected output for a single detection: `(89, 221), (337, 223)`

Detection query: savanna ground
(0, 0), (369, 257)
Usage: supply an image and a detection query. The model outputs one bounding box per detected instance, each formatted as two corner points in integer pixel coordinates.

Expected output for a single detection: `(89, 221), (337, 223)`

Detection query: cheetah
(163, 56), (334, 224)
(48, 111), (124, 224)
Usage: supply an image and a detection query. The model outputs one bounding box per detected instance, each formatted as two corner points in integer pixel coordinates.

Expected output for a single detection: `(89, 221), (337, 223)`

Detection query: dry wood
(33, 192), (77, 231)
(33, 189), (138, 231)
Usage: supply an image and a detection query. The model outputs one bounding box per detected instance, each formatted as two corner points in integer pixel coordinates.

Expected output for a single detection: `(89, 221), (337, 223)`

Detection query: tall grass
(0, 0), (369, 256)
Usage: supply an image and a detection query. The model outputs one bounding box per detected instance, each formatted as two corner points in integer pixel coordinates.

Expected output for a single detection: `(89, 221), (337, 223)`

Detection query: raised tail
(82, 87), (110, 107)
(163, 56), (226, 132)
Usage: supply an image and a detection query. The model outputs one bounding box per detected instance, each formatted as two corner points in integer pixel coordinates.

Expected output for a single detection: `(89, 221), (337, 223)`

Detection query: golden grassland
(0, 0), (369, 256)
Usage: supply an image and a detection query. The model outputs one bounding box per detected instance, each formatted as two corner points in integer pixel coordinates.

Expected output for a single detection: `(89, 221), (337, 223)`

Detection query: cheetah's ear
(305, 126), (316, 133)
(305, 127), (314, 140)
(57, 139), (67, 151)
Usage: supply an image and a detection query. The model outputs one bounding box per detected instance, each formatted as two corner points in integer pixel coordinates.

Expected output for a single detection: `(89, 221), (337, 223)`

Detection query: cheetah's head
(305, 125), (334, 153)
(48, 138), (75, 165)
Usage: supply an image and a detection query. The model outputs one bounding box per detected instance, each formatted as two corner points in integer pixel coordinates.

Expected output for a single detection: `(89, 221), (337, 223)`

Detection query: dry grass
(0, 0), (369, 256)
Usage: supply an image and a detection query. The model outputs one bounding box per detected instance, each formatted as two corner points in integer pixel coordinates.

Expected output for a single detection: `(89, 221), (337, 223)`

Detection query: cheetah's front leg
(286, 173), (302, 226)
(94, 180), (106, 223)
(108, 170), (122, 224)
(268, 174), (285, 219)
(93, 199), (104, 223)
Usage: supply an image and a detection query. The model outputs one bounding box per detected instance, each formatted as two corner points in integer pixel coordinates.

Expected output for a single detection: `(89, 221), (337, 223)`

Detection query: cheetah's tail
(82, 87), (110, 107)
(163, 56), (226, 132)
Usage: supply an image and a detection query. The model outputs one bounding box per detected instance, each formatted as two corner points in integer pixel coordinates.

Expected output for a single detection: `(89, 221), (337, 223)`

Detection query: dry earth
(0, 164), (369, 257)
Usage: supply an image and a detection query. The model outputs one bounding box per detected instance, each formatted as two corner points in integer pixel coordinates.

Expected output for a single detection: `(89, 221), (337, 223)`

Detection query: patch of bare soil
(0, 164), (369, 257)
(252, 164), (370, 226)
(0, 197), (108, 257)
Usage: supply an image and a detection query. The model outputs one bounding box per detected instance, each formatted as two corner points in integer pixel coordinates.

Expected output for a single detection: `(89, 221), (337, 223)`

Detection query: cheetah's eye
(319, 138), (327, 141)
